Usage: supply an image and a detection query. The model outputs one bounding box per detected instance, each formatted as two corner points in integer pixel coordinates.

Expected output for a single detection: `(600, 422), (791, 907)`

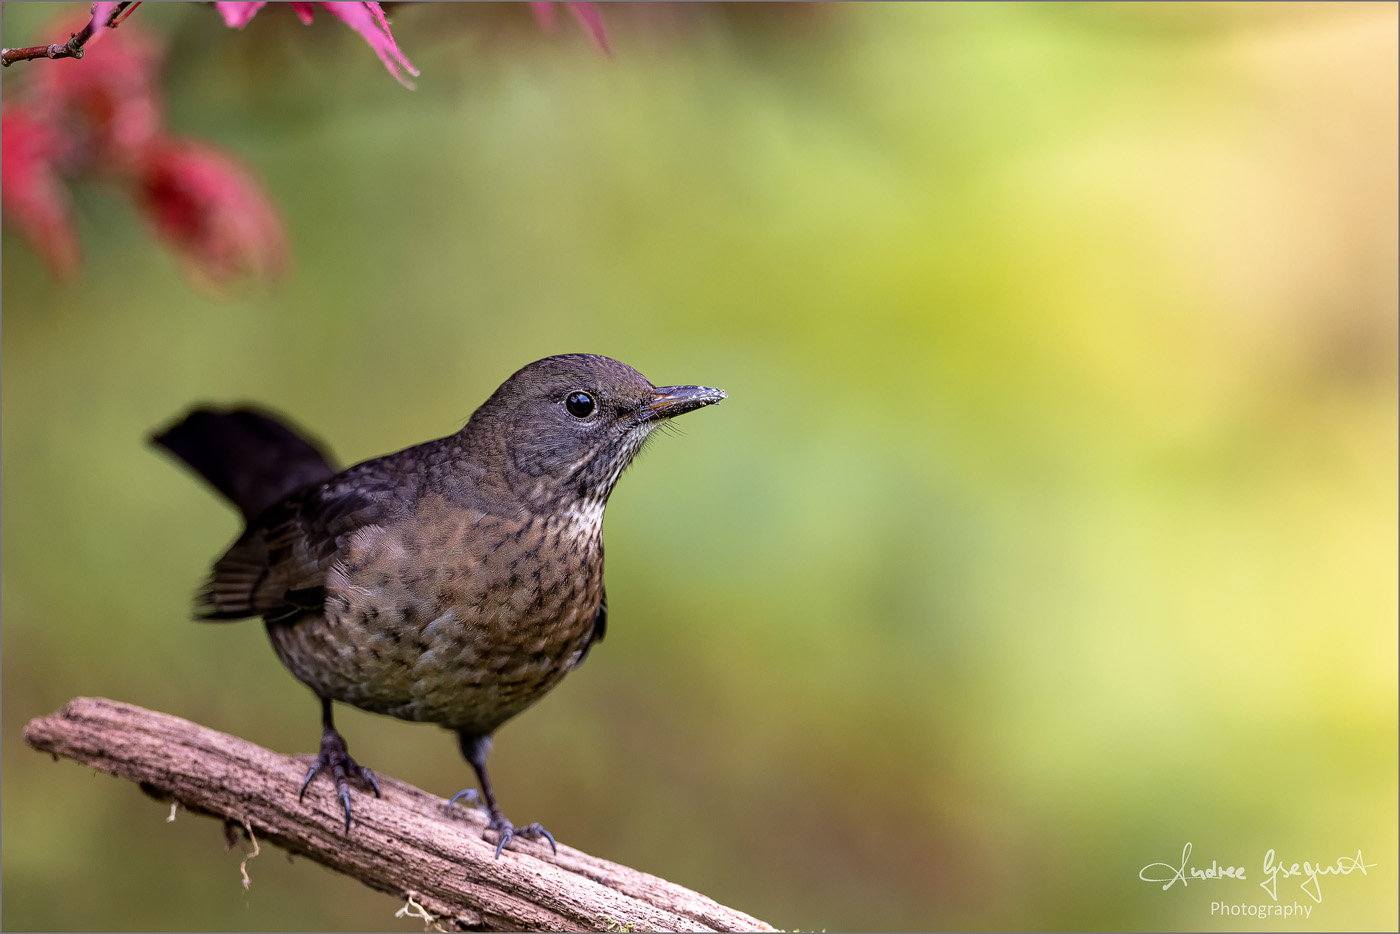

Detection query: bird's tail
(151, 407), (337, 520)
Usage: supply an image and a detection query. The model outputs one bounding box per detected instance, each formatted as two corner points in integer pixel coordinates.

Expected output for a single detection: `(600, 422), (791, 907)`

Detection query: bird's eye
(565, 391), (596, 418)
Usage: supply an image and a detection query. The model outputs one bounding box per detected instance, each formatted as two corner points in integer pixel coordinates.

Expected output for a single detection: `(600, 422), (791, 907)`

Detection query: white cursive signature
(1259, 848), (1377, 903)
(1139, 843), (1247, 891)
(1138, 843), (1377, 904)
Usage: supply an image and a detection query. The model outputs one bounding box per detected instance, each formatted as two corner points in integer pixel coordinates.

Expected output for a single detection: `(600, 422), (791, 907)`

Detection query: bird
(152, 353), (726, 857)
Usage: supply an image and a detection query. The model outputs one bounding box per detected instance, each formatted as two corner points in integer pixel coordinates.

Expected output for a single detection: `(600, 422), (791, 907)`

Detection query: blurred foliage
(2, 2), (1396, 931)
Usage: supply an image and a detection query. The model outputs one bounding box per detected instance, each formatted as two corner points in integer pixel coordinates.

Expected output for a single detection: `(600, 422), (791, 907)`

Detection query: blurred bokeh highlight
(2, 2), (1396, 931)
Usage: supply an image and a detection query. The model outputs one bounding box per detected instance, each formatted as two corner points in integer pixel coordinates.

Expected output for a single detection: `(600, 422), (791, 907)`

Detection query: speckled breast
(266, 493), (605, 735)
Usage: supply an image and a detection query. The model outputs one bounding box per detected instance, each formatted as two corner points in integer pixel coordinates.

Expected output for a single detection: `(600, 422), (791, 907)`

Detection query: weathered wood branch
(24, 698), (773, 933)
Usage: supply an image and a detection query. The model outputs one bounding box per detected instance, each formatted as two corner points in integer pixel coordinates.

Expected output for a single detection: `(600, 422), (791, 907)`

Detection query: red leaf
(566, 3), (610, 55)
(26, 15), (163, 174)
(215, 2), (267, 29)
(314, 2), (419, 88)
(2, 108), (81, 278)
(530, 2), (558, 29)
(137, 141), (287, 286)
(289, 2), (318, 26)
(90, 2), (122, 36)
(214, 1), (419, 87)
(531, 2), (610, 54)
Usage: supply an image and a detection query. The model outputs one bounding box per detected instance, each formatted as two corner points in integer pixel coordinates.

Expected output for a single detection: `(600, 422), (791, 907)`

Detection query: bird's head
(463, 354), (726, 510)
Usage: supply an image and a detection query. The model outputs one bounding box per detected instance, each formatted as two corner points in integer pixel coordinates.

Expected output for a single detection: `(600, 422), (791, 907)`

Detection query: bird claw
(488, 817), (557, 859)
(445, 791), (556, 857)
(338, 789), (353, 832)
(300, 732), (380, 832)
(445, 788), (483, 815)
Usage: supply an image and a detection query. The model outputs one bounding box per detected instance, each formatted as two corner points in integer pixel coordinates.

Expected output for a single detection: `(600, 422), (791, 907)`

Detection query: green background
(2, 2), (1396, 930)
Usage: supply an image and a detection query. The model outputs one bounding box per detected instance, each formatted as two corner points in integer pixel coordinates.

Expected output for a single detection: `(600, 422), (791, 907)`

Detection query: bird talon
(514, 822), (558, 855)
(482, 817), (554, 858)
(339, 789), (353, 832)
(299, 719), (377, 832)
(531, 824), (558, 855)
(446, 788), (482, 815)
(299, 764), (320, 803)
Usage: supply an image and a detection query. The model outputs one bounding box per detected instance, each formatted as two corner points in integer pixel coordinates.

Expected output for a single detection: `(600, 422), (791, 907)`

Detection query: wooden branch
(24, 697), (774, 933)
(1, 2), (136, 68)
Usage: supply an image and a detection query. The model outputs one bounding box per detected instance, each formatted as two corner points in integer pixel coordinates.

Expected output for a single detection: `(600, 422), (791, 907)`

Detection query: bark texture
(24, 697), (774, 933)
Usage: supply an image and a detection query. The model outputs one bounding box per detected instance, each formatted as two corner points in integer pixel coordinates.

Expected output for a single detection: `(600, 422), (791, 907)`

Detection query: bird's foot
(300, 727), (380, 832)
(445, 790), (557, 858)
(485, 816), (557, 859)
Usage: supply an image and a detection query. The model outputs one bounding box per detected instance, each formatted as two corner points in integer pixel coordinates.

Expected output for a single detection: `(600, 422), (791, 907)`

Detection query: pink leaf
(28, 16), (163, 174)
(289, 2), (317, 26)
(2, 108), (81, 278)
(90, 2), (121, 36)
(215, 2), (266, 29)
(566, 3), (610, 55)
(137, 140), (287, 285)
(530, 2), (558, 30)
(313, 2), (419, 89)
(224, 2), (419, 87)
(530, 3), (610, 54)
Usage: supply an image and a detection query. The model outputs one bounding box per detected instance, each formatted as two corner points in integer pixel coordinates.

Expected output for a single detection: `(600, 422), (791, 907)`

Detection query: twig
(238, 816), (261, 891)
(398, 892), (450, 933)
(1, 2), (136, 68)
(23, 697), (775, 933)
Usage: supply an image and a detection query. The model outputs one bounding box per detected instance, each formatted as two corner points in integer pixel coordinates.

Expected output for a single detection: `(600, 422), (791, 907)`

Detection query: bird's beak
(631, 385), (727, 424)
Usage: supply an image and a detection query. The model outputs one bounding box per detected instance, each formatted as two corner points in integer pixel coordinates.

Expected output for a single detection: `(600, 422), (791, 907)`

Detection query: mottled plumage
(153, 354), (724, 854)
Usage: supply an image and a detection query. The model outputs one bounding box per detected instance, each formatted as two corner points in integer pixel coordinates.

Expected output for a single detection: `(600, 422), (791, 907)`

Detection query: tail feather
(152, 407), (337, 520)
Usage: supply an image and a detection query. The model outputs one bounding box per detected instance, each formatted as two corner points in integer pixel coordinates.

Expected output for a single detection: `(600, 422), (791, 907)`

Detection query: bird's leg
(446, 732), (557, 858)
(299, 697), (381, 832)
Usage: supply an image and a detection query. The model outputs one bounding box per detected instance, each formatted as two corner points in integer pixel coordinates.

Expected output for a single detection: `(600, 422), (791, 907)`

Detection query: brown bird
(153, 354), (725, 855)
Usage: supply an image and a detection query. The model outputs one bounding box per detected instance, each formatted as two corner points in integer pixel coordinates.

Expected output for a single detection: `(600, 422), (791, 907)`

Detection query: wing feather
(198, 479), (390, 621)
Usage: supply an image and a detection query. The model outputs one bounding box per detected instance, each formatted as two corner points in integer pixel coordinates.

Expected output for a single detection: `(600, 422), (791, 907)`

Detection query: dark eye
(565, 391), (596, 418)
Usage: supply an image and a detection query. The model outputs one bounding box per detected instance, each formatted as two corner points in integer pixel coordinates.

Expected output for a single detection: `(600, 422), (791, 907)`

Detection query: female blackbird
(153, 354), (725, 856)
